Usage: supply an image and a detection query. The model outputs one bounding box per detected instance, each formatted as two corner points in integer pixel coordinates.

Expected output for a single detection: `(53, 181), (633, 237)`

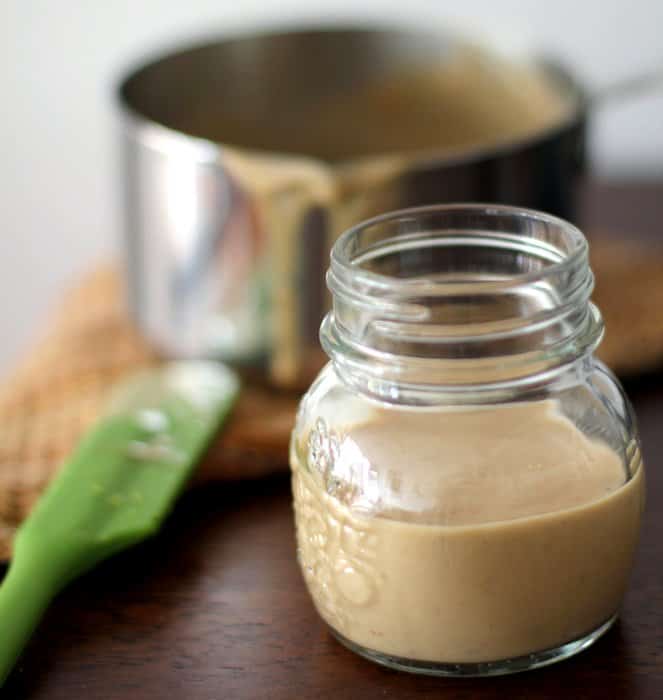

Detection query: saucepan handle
(590, 67), (663, 106)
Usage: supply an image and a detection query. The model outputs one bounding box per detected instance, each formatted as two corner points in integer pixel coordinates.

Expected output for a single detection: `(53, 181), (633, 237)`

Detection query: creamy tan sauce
(291, 401), (644, 663)
(190, 47), (573, 162)
(214, 47), (575, 386)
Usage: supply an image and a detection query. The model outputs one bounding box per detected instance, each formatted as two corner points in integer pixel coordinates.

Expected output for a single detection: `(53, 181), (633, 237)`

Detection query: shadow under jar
(289, 204), (645, 676)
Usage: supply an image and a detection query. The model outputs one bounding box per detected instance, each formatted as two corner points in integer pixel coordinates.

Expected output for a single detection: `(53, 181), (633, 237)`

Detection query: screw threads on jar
(321, 204), (603, 401)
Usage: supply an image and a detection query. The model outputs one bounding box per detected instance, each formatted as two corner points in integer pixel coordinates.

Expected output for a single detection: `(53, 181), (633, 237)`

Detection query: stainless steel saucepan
(118, 26), (595, 388)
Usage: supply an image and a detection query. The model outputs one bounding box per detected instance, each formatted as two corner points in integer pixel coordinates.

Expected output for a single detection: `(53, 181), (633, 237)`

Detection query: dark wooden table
(4, 183), (663, 699)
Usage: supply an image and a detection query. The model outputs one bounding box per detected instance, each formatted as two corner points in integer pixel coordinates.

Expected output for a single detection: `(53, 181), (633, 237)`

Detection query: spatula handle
(0, 553), (56, 685)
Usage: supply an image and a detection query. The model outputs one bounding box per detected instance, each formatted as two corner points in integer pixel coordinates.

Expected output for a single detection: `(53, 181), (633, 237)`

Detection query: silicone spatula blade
(0, 361), (240, 685)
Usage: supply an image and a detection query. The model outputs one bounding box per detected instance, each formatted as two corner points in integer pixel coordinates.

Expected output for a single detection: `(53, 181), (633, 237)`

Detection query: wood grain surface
(2, 182), (663, 698)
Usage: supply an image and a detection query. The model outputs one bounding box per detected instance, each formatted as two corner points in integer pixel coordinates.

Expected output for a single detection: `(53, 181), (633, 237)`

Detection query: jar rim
(331, 203), (588, 292)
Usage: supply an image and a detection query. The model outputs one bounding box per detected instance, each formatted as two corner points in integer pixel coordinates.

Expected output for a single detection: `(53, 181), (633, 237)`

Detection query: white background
(2, 0), (662, 371)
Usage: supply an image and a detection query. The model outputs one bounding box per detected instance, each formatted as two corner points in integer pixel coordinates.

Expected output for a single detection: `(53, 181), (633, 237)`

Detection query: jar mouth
(331, 203), (587, 292)
(323, 204), (602, 400)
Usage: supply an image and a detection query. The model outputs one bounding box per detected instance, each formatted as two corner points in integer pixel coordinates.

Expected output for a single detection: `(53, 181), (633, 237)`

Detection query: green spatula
(0, 361), (240, 685)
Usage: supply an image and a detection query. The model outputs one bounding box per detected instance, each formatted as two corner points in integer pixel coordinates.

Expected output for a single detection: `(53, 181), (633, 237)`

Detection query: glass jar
(290, 204), (645, 676)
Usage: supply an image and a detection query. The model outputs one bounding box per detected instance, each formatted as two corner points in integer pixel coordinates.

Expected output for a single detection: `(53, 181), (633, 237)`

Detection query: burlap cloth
(0, 237), (661, 558)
